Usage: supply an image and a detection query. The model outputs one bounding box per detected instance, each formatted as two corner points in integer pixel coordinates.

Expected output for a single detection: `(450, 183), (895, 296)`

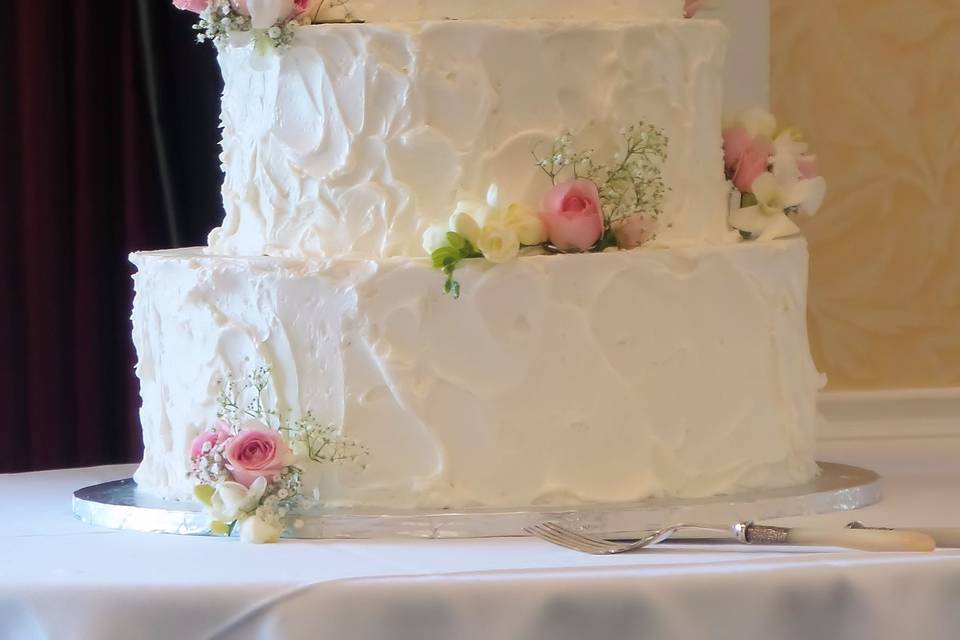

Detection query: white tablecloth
(2, 435), (959, 640)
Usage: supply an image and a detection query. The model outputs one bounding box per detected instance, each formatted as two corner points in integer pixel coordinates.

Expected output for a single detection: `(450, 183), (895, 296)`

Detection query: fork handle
(744, 524), (935, 552)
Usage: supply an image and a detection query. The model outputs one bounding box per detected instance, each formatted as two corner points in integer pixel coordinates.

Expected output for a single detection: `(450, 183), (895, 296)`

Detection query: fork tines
(524, 521), (622, 555)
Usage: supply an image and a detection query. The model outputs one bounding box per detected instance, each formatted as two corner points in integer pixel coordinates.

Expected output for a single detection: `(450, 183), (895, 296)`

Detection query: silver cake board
(72, 462), (880, 540)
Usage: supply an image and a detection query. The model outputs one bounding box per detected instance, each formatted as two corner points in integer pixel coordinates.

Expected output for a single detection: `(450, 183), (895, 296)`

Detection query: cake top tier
(312, 0), (685, 22)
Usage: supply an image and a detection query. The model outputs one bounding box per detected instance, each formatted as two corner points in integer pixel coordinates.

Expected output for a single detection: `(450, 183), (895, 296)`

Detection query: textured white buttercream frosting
(208, 18), (730, 259)
(312, 0), (684, 22)
(132, 240), (823, 508)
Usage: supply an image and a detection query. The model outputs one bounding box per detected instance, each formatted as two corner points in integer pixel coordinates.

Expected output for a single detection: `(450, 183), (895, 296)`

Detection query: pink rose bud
(172, 0), (211, 13)
(224, 422), (290, 488)
(189, 420), (232, 459)
(732, 146), (769, 193)
(539, 179), (605, 252)
(797, 154), (819, 179)
(612, 214), (658, 250)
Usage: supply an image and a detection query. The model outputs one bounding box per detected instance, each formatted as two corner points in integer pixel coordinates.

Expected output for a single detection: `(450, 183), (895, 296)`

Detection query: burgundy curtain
(0, 2), (170, 473)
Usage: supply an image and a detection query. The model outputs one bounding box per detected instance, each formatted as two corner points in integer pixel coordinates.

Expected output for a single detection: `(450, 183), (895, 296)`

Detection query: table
(3, 414), (960, 639)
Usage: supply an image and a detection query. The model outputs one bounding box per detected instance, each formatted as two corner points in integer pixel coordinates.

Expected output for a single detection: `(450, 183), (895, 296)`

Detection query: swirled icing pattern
(132, 241), (823, 507)
(208, 19), (731, 258)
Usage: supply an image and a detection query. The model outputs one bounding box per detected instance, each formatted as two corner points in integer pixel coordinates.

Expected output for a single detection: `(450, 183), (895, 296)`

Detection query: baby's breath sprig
(194, 0), (250, 46)
(532, 132), (596, 186)
(282, 413), (369, 467)
(215, 366), (277, 426)
(194, 0), (299, 50)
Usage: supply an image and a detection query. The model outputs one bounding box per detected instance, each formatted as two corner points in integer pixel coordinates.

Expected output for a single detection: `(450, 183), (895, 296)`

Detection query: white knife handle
(847, 522), (960, 548)
(741, 524), (935, 552)
(786, 527), (935, 552)
(914, 528), (960, 548)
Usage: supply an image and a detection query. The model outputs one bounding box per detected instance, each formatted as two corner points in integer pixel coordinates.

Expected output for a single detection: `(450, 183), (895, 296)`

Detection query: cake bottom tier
(130, 238), (824, 508)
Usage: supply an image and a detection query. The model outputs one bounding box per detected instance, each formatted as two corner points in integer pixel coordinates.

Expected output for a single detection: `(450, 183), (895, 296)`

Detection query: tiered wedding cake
(134, 0), (825, 515)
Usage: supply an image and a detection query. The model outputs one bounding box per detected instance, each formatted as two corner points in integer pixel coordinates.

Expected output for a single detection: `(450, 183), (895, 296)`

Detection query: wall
(771, 0), (960, 390)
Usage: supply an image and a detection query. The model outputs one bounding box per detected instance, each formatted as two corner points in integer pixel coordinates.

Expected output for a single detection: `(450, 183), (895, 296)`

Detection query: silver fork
(523, 521), (727, 555)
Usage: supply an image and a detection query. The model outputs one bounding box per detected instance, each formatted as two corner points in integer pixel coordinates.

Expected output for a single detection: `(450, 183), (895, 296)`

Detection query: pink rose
(172, 0), (210, 13)
(539, 179), (604, 252)
(230, 0), (249, 14)
(732, 146), (769, 193)
(224, 422), (290, 488)
(797, 154), (819, 179)
(612, 214), (657, 250)
(722, 126), (752, 171)
(293, 0), (310, 11)
(683, 0), (703, 18)
(723, 127), (774, 172)
(189, 420), (232, 459)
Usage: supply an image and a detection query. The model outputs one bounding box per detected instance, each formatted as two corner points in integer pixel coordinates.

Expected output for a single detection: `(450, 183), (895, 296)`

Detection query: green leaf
(446, 232), (468, 252)
(193, 483), (215, 507)
(431, 246), (460, 269)
(741, 192), (758, 208)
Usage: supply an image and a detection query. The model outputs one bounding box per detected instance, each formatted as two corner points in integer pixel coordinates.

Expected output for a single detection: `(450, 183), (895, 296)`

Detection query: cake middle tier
(209, 18), (730, 259)
(131, 239), (822, 508)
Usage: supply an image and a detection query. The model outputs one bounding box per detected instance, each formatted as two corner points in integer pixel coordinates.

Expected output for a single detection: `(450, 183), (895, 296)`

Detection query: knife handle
(741, 524), (935, 552)
(847, 522), (960, 548)
(913, 528), (960, 548)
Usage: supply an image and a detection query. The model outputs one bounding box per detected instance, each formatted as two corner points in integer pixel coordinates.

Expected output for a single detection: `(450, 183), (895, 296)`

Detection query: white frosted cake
(136, 0), (825, 517)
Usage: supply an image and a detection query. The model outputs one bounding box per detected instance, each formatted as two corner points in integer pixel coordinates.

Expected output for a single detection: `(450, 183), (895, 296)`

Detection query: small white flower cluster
(191, 433), (231, 485)
(194, 0), (298, 50)
(286, 412), (368, 467)
(421, 184), (547, 298)
(194, 1), (251, 46)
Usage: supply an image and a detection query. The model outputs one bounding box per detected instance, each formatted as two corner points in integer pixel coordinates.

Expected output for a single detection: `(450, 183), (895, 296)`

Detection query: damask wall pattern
(771, 0), (960, 390)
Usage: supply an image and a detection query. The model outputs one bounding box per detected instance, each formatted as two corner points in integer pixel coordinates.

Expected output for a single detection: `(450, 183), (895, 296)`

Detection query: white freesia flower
(503, 203), (547, 246)
(208, 476), (267, 522)
(785, 176), (827, 216)
(247, 0), (294, 30)
(737, 106), (777, 139)
(477, 220), (520, 264)
(728, 172), (799, 241)
(449, 205), (484, 245)
(771, 129), (809, 185)
(422, 224), (451, 255)
(239, 512), (284, 544)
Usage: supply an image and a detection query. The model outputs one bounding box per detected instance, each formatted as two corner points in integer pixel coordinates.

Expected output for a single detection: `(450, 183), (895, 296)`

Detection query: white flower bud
(477, 221), (520, 264)
(422, 224), (451, 255)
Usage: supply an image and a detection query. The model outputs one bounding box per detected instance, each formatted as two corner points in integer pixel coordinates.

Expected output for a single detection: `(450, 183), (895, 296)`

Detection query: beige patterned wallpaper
(771, 0), (960, 390)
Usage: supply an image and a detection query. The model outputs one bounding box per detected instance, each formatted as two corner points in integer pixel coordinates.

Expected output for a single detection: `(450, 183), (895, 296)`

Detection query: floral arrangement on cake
(189, 367), (366, 543)
(723, 107), (827, 240)
(422, 123), (670, 298)
(171, 0), (355, 49)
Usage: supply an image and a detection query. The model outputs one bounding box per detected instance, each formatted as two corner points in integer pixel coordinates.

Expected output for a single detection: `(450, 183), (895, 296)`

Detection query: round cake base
(73, 463), (879, 540)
